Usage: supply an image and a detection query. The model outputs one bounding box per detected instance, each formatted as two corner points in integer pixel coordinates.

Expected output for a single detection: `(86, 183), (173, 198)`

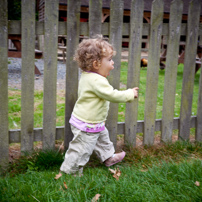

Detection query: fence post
(161, 0), (183, 142)
(64, 0), (80, 150)
(0, 0), (8, 171)
(144, 0), (164, 145)
(89, 0), (102, 37)
(43, 0), (59, 149)
(125, 0), (144, 147)
(196, 66), (202, 141)
(21, 0), (36, 154)
(106, 0), (124, 148)
(179, 0), (201, 140)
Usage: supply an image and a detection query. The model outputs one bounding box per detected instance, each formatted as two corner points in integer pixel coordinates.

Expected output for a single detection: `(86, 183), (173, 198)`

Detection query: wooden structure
(0, 0), (202, 171)
(37, 0), (202, 23)
(8, 35), (42, 75)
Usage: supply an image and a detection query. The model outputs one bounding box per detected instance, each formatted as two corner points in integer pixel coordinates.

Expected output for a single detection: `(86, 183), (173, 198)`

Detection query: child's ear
(93, 60), (99, 69)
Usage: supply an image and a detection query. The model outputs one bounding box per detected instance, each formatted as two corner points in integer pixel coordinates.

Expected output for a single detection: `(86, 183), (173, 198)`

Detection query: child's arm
(93, 77), (138, 103)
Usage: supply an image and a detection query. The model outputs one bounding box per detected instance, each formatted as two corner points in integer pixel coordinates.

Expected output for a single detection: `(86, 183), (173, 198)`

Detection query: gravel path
(8, 58), (66, 91)
(8, 56), (128, 91)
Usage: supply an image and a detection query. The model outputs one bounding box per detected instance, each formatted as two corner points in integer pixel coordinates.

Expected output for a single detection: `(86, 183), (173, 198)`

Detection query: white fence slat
(0, 0), (8, 171)
(125, 0), (144, 146)
(161, 0), (183, 142)
(64, 0), (80, 150)
(89, 0), (102, 37)
(179, 0), (201, 140)
(143, 0), (164, 145)
(43, 0), (59, 149)
(21, 0), (35, 153)
(106, 0), (124, 147)
(196, 66), (202, 141)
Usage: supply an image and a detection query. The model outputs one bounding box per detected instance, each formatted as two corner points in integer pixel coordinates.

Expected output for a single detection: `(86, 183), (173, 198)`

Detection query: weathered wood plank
(179, 0), (201, 140)
(125, 0), (144, 146)
(89, 0), (102, 37)
(64, 0), (80, 150)
(106, 0), (124, 148)
(196, 64), (202, 141)
(0, 0), (8, 171)
(43, 0), (59, 149)
(21, 0), (35, 153)
(144, 0), (164, 145)
(161, 0), (183, 142)
(8, 21), (202, 37)
(8, 116), (197, 144)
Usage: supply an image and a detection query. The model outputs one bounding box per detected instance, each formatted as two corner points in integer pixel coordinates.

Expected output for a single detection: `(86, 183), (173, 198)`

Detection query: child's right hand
(133, 87), (139, 98)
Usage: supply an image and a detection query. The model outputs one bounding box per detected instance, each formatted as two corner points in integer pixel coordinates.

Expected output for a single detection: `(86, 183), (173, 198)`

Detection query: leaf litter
(195, 181), (200, 186)
(54, 172), (62, 180)
(109, 168), (121, 180)
(91, 194), (101, 202)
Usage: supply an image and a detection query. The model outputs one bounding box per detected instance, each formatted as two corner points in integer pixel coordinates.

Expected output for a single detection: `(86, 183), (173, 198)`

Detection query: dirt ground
(9, 134), (195, 163)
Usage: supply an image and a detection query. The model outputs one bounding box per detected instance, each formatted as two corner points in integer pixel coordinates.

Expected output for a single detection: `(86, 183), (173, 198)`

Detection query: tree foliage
(8, 0), (21, 20)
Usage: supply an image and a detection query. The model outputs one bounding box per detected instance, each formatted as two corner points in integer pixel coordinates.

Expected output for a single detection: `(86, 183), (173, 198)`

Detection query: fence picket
(144, 0), (164, 145)
(43, 0), (59, 149)
(89, 0), (102, 37)
(106, 0), (124, 147)
(196, 67), (202, 141)
(64, 0), (80, 150)
(21, 0), (35, 153)
(125, 0), (144, 146)
(179, 0), (201, 140)
(0, 0), (8, 171)
(161, 0), (183, 142)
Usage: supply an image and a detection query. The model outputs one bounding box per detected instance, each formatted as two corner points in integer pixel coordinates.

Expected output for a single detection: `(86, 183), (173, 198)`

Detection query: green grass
(4, 63), (202, 201)
(8, 62), (200, 130)
(118, 62), (201, 122)
(1, 141), (202, 201)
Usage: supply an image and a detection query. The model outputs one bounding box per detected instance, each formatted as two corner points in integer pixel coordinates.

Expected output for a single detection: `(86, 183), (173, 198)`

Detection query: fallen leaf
(140, 169), (148, 172)
(195, 181), (200, 186)
(63, 181), (68, 189)
(54, 172), (62, 180)
(91, 194), (101, 202)
(109, 168), (116, 174)
(109, 168), (121, 180)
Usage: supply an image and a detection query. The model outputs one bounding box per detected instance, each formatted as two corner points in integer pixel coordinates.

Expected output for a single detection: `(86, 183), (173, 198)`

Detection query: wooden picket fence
(0, 0), (202, 170)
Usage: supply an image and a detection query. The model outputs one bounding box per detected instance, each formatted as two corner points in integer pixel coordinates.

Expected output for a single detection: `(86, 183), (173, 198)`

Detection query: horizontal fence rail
(8, 116), (197, 144)
(1, 0), (202, 170)
(7, 21), (202, 36)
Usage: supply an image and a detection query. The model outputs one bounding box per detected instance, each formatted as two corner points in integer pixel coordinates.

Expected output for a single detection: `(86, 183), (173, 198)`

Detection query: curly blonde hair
(74, 35), (115, 71)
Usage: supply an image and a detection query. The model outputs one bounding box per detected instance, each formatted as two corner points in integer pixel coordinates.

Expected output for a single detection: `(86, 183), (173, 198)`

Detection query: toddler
(60, 36), (139, 175)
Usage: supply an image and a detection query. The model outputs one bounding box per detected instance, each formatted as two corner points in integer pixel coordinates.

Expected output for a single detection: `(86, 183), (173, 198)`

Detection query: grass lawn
(118, 62), (200, 122)
(3, 62), (201, 201)
(1, 141), (202, 201)
(8, 62), (201, 130)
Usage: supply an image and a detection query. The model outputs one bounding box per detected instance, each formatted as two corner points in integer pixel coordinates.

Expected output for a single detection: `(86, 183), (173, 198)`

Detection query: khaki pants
(60, 125), (115, 174)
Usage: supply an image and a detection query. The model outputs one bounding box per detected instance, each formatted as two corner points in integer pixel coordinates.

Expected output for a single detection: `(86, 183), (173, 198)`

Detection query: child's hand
(133, 87), (139, 98)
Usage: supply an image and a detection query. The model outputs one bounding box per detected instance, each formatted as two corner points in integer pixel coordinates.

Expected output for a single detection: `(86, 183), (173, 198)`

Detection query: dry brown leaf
(91, 194), (101, 202)
(195, 181), (200, 186)
(63, 181), (68, 189)
(54, 172), (62, 180)
(109, 168), (116, 174)
(140, 169), (148, 172)
(109, 168), (121, 180)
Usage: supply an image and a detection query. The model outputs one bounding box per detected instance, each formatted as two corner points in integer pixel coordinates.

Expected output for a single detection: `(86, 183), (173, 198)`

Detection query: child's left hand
(132, 87), (139, 98)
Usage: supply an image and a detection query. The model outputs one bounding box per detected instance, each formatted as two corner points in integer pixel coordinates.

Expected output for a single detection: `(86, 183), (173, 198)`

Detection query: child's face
(97, 54), (114, 77)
